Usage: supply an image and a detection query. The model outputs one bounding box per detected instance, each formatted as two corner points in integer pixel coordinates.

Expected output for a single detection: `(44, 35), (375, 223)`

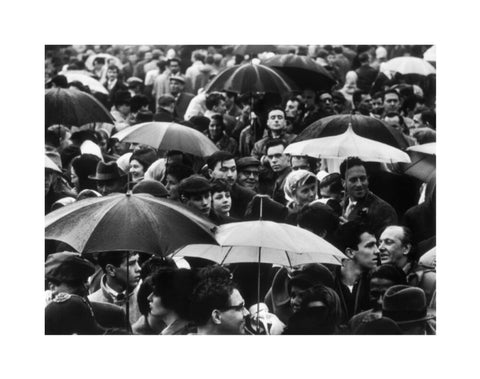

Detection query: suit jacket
(173, 92), (195, 121)
(230, 183), (256, 219)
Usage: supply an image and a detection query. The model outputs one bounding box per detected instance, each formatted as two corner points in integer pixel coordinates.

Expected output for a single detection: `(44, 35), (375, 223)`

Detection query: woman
(132, 277), (166, 335)
(147, 267), (198, 335)
(209, 179), (236, 224)
(70, 154), (101, 193)
(206, 114), (237, 155)
(129, 148), (157, 184)
(284, 169), (318, 213)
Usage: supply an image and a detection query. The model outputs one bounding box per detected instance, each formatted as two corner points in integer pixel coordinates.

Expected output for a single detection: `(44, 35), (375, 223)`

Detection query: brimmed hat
(382, 285), (435, 325)
(177, 175), (211, 196)
(236, 156), (260, 171)
(45, 252), (95, 283)
(45, 293), (106, 335)
(132, 180), (168, 198)
(89, 161), (124, 181)
(169, 74), (186, 84)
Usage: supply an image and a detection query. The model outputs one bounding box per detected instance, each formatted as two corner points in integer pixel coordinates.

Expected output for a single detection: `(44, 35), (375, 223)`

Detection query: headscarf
(144, 158), (167, 182)
(284, 169), (318, 205)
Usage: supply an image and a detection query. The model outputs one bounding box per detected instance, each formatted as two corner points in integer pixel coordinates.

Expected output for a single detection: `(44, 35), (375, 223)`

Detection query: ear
(344, 247), (355, 260)
(403, 243), (412, 257)
(208, 168), (213, 178)
(105, 263), (116, 277)
(211, 309), (222, 325)
(341, 178), (346, 189)
(48, 282), (56, 292)
(180, 195), (187, 204)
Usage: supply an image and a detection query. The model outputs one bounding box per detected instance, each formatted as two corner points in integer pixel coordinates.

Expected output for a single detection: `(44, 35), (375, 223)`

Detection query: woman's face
(212, 191), (231, 216)
(165, 174), (179, 195)
(295, 182), (316, 206)
(129, 159), (145, 181)
(70, 166), (80, 191)
(147, 292), (167, 318)
(106, 68), (118, 81)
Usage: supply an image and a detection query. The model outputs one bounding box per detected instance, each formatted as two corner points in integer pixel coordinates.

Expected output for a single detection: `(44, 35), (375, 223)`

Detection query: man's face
(97, 178), (124, 196)
(302, 90), (316, 108)
(169, 62), (180, 74)
(267, 145), (290, 173)
(359, 94), (373, 112)
(118, 104), (131, 117)
(344, 165), (368, 201)
(218, 288), (248, 335)
(212, 100), (227, 115)
(371, 97), (383, 114)
(112, 254), (141, 290)
(369, 277), (395, 311)
(352, 232), (379, 270)
(383, 93), (400, 113)
(290, 284), (308, 313)
(185, 192), (211, 216)
(413, 113), (424, 129)
(291, 156), (310, 171)
(210, 159), (237, 186)
(169, 79), (184, 96)
(266, 109), (286, 132)
(285, 100), (300, 118)
(208, 118), (223, 140)
(237, 166), (259, 191)
(212, 191), (232, 215)
(319, 93), (334, 113)
(384, 115), (403, 133)
(378, 226), (409, 266)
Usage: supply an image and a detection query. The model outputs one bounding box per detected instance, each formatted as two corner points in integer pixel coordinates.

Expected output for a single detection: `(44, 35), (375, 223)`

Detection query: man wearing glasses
(189, 277), (249, 335)
(236, 156), (260, 192)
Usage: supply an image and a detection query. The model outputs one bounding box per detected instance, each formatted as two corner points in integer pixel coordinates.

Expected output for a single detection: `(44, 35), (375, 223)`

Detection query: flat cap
(236, 156), (260, 171)
(45, 252), (95, 283)
(177, 175), (211, 196)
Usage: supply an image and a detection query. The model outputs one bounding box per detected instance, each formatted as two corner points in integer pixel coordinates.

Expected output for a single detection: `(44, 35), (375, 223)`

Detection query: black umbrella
(294, 114), (410, 149)
(233, 45), (277, 56)
(45, 87), (115, 128)
(204, 63), (296, 96)
(262, 54), (337, 91)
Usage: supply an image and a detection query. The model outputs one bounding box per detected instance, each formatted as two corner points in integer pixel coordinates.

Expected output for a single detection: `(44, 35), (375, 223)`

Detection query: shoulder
(88, 288), (104, 302)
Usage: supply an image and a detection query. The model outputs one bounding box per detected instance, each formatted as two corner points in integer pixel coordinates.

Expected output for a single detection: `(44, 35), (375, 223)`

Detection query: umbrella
(398, 142), (436, 182)
(85, 53), (123, 71)
(262, 53), (337, 91)
(233, 45), (277, 56)
(112, 121), (219, 157)
(204, 62), (296, 96)
(383, 56), (436, 76)
(423, 46), (436, 62)
(45, 88), (115, 128)
(45, 155), (62, 173)
(284, 125), (411, 163)
(294, 114), (410, 149)
(61, 71), (109, 95)
(45, 193), (218, 255)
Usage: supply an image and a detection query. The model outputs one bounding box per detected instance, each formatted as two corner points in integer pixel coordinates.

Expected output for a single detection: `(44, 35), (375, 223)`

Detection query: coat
(173, 92), (195, 121)
(230, 183), (256, 219)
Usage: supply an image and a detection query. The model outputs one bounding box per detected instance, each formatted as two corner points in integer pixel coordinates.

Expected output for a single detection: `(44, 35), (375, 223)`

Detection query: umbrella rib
(220, 246), (233, 265)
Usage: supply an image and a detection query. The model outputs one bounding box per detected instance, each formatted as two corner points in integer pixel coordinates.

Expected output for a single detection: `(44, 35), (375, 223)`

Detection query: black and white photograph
(44, 43), (436, 336)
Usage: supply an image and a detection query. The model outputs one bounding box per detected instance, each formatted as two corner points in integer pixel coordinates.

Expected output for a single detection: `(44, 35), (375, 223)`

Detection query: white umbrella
(407, 142), (436, 156)
(45, 155), (62, 173)
(85, 53), (123, 71)
(383, 56), (436, 76)
(62, 71), (109, 95)
(284, 125), (411, 163)
(423, 46), (436, 62)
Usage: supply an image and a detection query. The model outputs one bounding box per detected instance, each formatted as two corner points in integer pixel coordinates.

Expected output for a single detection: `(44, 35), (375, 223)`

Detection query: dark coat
(230, 183), (256, 220)
(90, 300), (127, 330)
(173, 92), (195, 121)
(403, 199), (436, 246)
(153, 108), (175, 122)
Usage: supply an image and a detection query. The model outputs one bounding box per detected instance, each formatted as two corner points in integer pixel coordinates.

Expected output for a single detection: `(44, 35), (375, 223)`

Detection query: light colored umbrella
(419, 246), (436, 269)
(407, 142), (436, 155)
(383, 56), (436, 76)
(284, 125), (411, 163)
(112, 122), (219, 157)
(45, 155), (62, 173)
(399, 142), (436, 183)
(62, 71), (109, 95)
(423, 46), (436, 62)
(85, 53), (123, 71)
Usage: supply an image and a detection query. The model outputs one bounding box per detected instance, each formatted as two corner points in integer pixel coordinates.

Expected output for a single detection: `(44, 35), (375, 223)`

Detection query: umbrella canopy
(112, 121), (219, 157)
(61, 71), (109, 95)
(294, 114), (410, 149)
(173, 221), (346, 267)
(45, 193), (218, 255)
(85, 53), (123, 71)
(45, 88), (114, 128)
(423, 46), (436, 62)
(204, 62), (296, 96)
(262, 54), (337, 91)
(398, 142), (436, 182)
(233, 45), (277, 56)
(45, 155), (62, 173)
(285, 125), (411, 163)
(383, 56), (436, 76)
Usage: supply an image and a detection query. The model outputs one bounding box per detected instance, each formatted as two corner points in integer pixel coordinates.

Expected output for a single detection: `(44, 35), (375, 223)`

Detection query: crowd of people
(45, 44), (436, 335)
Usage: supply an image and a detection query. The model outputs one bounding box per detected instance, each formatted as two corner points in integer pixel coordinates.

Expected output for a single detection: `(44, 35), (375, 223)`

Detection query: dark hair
(140, 255), (177, 280)
(130, 95), (149, 113)
(358, 52), (370, 64)
(264, 138), (288, 153)
(71, 154), (101, 191)
(371, 263), (407, 285)
(335, 221), (374, 252)
(107, 64), (120, 73)
(137, 276), (154, 316)
(93, 57), (106, 65)
(168, 58), (181, 66)
(96, 251), (129, 272)
(113, 90), (131, 107)
(150, 267), (198, 320)
(189, 277), (235, 326)
(165, 162), (194, 182)
(206, 92), (226, 111)
(210, 178), (231, 195)
(267, 106), (286, 119)
(421, 110), (436, 129)
(297, 203), (340, 243)
(209, 114), (225, 130)
(206, 151), (235, 170)
(382, 89), (401, 102)
(339, 156), (366, 179)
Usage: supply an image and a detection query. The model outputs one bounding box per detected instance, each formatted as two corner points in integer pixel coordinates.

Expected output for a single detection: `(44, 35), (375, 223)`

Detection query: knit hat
(132, 180), (168, 198)
(178, 175), (211, 196)
(382, 285), (435, 325)
(45, 252), (95, 283)
(130, 148), (157, 171)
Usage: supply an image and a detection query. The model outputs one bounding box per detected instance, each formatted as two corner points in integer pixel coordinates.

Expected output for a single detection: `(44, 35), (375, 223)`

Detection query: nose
(242, 307), (250, 317)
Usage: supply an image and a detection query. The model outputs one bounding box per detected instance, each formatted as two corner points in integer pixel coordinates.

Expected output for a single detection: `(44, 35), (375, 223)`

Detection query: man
(382, 89), (402, 115)
(185, 51), (207, 94)
(383, 112), (416, 145)
(300, 89), (323, 129)
(378, 225), (417, 280)
(89, 161), (127, 196)
(265, 139), (292, 205)
(206, 151), (255, 219)
(318, 91), (335, 117)
(355, 52), (378, 93)
(413, 109), (436, 130)
(164, 162), (194, 200)
(45, 252), (126, 330)
(152, 58), (182, 105)
(284, 96), (304, 134)
(88, 251), (142, 325)
(370, 91), (384, 118)
(340, 157), (398, 235)
(236, 156), (260, 192)
(291, 155), (316, 172)
(204, 92), (227, 120)
(177, 175), (212, 217)
(336, 221), (380, 317)
(168, 74), (195, 121)
(189, 277), (249, 335)
(153, 94), (176, 122)
(251, 107), (297, 161)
